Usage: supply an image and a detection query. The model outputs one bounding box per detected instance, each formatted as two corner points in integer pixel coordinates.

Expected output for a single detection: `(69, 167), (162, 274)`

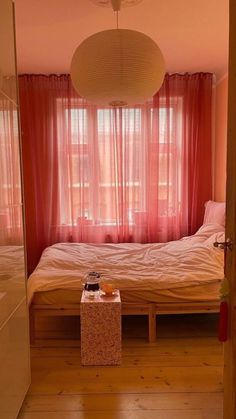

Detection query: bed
(28, 216), (225, 343)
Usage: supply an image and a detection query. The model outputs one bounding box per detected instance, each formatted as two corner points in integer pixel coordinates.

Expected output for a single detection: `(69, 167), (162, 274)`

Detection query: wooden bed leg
(148, 305), (156, 343)
(29, 306), (35, 345)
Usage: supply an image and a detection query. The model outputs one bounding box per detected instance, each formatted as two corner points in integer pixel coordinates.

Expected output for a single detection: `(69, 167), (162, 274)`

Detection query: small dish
(100, 289), (118, 297)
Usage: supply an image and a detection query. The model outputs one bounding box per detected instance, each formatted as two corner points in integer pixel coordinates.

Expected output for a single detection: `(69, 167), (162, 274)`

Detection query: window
(57, 99), (181, 226)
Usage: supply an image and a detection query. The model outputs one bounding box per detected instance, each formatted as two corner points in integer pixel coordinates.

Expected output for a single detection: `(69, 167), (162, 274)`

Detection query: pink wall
(214, 76), (228, 201)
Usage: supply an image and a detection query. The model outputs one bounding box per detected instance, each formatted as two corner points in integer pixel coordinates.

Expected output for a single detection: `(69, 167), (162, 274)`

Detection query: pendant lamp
(70, 0), (165, 107)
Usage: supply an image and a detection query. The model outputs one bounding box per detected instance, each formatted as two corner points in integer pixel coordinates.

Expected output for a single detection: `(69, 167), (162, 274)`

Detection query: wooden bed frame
(29, 300), (220, 344)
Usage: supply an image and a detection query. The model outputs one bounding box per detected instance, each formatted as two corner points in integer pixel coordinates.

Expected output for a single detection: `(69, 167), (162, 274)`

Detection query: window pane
(68, 108), (88, 144)
(151, 107), (174, 143)
(71, 154), (89, 184)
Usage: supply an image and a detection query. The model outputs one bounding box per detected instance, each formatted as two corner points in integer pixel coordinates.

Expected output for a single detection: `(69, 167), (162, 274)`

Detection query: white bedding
(27, 223), (225, 304)
(0, 245), (25, 281)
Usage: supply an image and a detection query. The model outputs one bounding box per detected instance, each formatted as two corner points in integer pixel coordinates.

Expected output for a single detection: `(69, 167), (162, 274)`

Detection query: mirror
(0, 1), (30, 417)
(0, 92), (25, 320)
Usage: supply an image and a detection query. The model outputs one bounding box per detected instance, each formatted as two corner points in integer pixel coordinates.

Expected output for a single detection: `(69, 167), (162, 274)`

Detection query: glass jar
(84, 271), (100, 298)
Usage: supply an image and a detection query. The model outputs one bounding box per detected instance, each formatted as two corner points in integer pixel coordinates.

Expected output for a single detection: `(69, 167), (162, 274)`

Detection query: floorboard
(18, 314), (223, 419)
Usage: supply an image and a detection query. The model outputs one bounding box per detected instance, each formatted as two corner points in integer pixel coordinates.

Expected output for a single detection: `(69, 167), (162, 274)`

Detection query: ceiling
(14, 0), (229, 80)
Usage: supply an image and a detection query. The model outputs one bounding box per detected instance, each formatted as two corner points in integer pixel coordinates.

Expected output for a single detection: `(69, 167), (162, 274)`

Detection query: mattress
(32, 281), (220, 306)
(28, 222), (225, 305)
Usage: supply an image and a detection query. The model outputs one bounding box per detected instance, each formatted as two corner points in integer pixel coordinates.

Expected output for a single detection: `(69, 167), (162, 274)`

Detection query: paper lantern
(70, 28), (165, 107)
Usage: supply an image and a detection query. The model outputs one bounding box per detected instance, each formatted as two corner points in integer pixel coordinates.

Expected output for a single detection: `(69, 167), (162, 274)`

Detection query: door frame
(223, 1), (236, 417)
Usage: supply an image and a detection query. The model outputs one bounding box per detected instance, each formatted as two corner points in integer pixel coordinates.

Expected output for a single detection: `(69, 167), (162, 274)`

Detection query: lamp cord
(116, 11), (119, 29)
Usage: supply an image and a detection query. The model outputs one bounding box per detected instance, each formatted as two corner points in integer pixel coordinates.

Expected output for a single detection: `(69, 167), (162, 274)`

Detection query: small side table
(80, 290), (121, 366)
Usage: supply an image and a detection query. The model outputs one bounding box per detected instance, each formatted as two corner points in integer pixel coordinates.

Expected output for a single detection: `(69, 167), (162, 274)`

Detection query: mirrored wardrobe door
(0, 1), (30, 418)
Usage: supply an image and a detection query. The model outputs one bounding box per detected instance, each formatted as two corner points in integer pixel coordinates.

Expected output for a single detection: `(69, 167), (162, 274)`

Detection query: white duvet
(27, 223), (225, 303)
(0, 246), (25, 282)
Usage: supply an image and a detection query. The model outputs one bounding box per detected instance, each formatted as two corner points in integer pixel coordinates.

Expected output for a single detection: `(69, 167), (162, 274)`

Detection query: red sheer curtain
(19, 73), (213, 274)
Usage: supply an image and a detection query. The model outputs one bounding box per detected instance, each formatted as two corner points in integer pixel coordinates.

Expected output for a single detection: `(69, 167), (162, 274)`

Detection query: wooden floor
(19, 314), (223, 419)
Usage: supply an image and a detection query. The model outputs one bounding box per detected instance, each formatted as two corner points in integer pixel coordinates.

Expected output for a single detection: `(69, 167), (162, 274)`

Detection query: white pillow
(203, 200), (225, 227)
